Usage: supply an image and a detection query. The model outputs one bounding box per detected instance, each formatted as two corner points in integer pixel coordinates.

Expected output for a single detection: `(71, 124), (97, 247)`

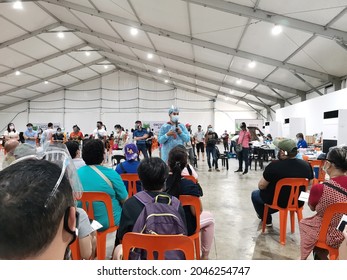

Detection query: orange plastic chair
(179, 195), (201, 260)
(262, 178), (309, 245)
(79, 192), (118, 260)
(315, 202), (347, 260)
(120, 173), (141, 197)
(302, 155), (309, 161)
(183, 175), (198, 184)
(309, 160), (326, 185)
(122, 232), (195, 260)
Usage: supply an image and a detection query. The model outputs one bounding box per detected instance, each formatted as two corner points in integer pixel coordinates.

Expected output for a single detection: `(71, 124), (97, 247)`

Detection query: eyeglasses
(10, 144), (83, 208)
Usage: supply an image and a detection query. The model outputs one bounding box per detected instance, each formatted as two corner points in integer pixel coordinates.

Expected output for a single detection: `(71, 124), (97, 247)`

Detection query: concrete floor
(0, 144), (315, 260)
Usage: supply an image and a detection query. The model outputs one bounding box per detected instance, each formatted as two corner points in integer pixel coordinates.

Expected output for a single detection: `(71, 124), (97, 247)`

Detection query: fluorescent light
(130, 28), (138, 36)
(85, 51), (91, 57)
(164, 79), (169, 83)
(13, 1), (23, 10)
(248, 61), (256, 68)
(147, 53), (153, 59)
(229, 89), (234, 94)
(15, 71), (21, 76)
(57, 32), (65, 39)
(272, 25), (283, 35)
(104, 65), (109, 69)
(236, 79), (242, 85)
(225, 96), (230, 101)
(44, 81), (49, 84)
(157, 69), (163, 74)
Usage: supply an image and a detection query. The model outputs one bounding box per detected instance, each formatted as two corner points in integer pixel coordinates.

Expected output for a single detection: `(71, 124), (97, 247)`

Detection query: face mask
(10, 126), (14, 130)
(208, 127), (213, 132)
(171, 116), (179, 123)
(28, 127), (33, 131)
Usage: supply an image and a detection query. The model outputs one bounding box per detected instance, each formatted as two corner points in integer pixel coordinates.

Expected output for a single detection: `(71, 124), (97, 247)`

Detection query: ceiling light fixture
(104, 65), (109, 69)
(15, 71), (21, 76)
(44, 81), (49, 84)
(229, 89), (234, 94)
(164, 79), (169, 83)
(157, 69), (163, 74)
(236, 79), (242, 85)
(130, 27), (138, 36)
(85, 51), (91, 57)
(57, 32), (65, 39)
(13, 1), (23, 10)
(248, 61), (256, 68)
(147, 53), (153, 59)
(272, 25), (283, 35)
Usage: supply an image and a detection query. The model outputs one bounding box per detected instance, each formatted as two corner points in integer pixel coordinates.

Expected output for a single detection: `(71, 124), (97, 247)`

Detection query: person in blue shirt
(133, 120), (149, 159)
(296, 133), (308, 148)
(158, 106), (190, 163)
(115, 143), (141, 193)
(23, 123), (37, 147)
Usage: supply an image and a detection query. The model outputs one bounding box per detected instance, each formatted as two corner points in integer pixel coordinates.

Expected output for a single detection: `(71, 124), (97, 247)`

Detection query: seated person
(176, 145), (198, 180)
(77, 139), (128, 230)
(74, 207), (97, 260)
(2, 139), (19, 169)
(296, 133), (308, 148)
(165, 146), (215, 260)
(299, 146), (347, 260)
(65, 141), (86, 170)
(52, 127), (65, 143)
(112, 157), (187, 260)
(0, 159), (78, 259)
(115, 143), (141, 193)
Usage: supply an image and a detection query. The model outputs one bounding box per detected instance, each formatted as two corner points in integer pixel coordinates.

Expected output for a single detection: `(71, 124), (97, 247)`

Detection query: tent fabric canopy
(0, 0), (346, 113)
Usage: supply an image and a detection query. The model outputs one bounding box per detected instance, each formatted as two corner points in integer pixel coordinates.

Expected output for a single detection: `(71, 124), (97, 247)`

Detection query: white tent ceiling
(0, 0), (347, 114)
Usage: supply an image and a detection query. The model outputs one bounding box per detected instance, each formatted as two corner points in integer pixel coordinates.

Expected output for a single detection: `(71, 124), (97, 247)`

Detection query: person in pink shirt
(235, 122), (251, 175)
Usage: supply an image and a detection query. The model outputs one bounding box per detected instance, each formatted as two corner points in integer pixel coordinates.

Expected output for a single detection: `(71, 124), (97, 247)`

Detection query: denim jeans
(206, 146), (218, 169)
(136, 143), (148, 159)
(251, 189), (278, 223)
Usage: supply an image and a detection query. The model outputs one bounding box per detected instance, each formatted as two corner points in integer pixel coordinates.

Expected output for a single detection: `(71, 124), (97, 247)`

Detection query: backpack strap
(134, 191), (180, 210)
(323, 182), (347, 196)
(186, 164), (193, 176)
(119, 162), (127, 174)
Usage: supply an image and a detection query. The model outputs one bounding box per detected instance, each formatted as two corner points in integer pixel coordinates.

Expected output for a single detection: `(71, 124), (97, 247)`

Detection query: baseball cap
(274, 138), (297, 153)
(124, 143), (138, 160)
(185, 123), (191, 127)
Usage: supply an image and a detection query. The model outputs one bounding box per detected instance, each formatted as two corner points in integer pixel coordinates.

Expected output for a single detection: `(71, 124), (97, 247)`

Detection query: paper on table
(91, 220), (103, 231)
(298, 191), (309, 202)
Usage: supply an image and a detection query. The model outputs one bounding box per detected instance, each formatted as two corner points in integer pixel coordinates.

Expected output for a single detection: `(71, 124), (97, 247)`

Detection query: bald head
(4, 139), (19, 153)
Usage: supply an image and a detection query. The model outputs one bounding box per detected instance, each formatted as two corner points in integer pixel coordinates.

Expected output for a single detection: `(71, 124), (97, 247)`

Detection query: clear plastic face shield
(10, 142), (83, 208)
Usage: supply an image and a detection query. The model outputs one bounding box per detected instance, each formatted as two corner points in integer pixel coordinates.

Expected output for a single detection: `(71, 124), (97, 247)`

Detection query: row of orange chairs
(71, 191), (201, 260)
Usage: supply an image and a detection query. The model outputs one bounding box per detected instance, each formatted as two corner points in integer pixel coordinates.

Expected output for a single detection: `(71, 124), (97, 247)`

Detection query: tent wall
(0, 72), (258, 136)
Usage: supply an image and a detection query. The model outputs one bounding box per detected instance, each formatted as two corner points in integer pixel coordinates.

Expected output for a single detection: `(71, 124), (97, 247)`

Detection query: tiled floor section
(0, 145), (314, 260)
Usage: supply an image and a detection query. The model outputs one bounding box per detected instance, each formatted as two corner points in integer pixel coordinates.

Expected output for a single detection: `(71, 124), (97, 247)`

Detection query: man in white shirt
(92, 121), (107, 142)
(41, 122), (55, 146)
(194, 125), (205, 161)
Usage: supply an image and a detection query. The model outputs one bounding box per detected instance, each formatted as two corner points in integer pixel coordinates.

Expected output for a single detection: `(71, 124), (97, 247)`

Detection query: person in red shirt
(69, 125), (84, 143)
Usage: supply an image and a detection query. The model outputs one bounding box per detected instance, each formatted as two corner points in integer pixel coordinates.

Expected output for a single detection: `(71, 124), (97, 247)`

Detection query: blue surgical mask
(28, 127), (33, 131)
(171, 116), (179, 123)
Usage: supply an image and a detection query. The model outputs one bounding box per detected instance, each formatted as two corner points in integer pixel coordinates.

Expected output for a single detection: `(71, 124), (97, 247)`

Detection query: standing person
(185, 123), (195, 166)
(296, 133), (308, 149)
(145, 127), (154, 158)
(113, 124), (127, 155)
(41, 122), (55, 146)
(235, 122), (251, 175)
(3, 122), (19, 142)
(221, 130), (229, 152)
(133, 120), (149, 159)
(158, 106), (190, 163)
(251, 138), (314, 227)
(69, 125), (84, 143)
(230, 132), (239, 154)
(93, 121), (107, 143)
(23, 123), (37, 147)
(299, 146), (347, 260)
(194, 125), (205, 161)
(204, 125), (220, 172)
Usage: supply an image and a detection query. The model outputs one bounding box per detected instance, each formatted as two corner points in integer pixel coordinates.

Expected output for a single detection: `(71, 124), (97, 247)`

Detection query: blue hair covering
(168, 105), (179, 115)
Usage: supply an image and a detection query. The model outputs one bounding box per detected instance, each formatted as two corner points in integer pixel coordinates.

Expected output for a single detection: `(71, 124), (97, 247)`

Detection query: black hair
(48, 122), (53, 128)
(137, 157), (169, 191)
(73, 125), (80, 130)
(7, 123), (16, 133)
(0, 159), (74, 259)
(166, 146), (188, 197)
(65, 141), (79, 159)
(26, 123), (33, 127)
(82, 139), (104, 165)
(327, 146), (347, 172)
(114, 124), (121, 130)
(296, 133), (304, 139)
